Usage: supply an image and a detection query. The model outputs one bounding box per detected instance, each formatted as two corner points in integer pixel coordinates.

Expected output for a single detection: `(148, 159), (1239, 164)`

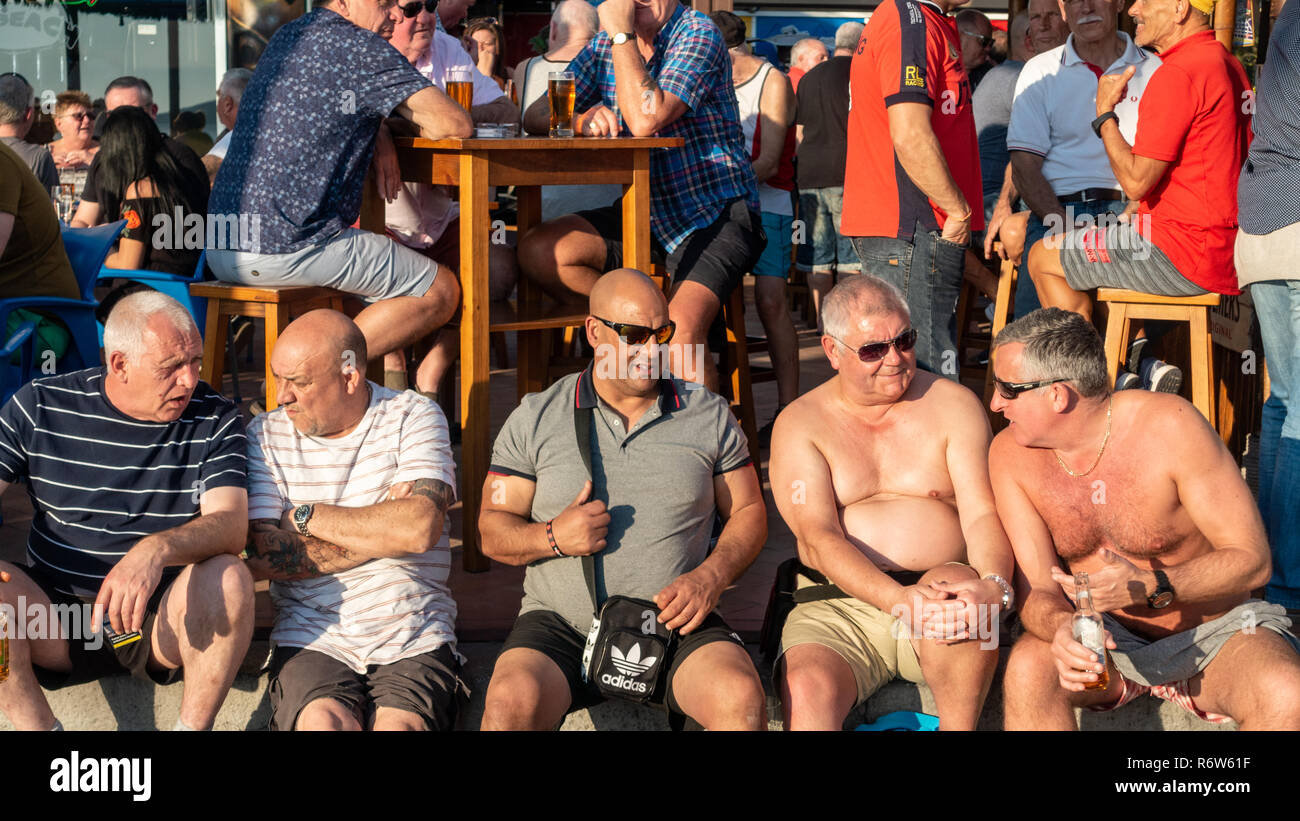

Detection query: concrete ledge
(0, 643), (1236, 731)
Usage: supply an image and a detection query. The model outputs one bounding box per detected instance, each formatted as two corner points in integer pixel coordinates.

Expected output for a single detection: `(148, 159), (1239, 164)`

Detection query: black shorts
(500, 608), (746, 729)
(575, 197), (765, 305)
(268, 644), (469, 731)
(23, 563), (180, 690)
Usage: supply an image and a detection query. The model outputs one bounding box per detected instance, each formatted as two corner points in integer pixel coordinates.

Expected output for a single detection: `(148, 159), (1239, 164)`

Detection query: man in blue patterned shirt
(207, 0), (472, 396)
(519, 0), (763, 392)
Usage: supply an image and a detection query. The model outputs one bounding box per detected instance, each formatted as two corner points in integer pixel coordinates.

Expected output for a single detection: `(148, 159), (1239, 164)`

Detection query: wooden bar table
(361, 135), (682, 571)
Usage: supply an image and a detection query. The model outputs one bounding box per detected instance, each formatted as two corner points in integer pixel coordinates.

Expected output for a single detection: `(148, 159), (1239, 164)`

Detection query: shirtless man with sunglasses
(990, 308), (1300, 730)
(769, 274), (1014, 730)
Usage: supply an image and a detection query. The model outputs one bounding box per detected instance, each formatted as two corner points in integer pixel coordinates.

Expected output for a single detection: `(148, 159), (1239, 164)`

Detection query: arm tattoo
(639, 74), (660, 93)
(410, 478), (455, 517)
(246, 519), (362, 580)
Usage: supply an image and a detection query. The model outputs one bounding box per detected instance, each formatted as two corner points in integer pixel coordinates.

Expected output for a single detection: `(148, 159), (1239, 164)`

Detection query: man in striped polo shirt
(244, 310), (465, 731)
(0, 291), (253, 731)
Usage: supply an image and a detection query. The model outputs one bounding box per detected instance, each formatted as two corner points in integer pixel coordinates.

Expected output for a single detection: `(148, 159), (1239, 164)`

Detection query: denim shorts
(796, 187), (860, 274)
(850, 222), (966, 379)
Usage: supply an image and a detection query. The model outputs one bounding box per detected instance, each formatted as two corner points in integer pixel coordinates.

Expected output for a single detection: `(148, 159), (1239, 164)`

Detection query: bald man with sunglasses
(769, 274), (1014, 731)
(478, 268), (767, 730)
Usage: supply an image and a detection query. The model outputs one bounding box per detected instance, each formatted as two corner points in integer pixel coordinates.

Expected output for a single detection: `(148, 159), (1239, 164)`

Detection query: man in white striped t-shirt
(244, 310), (465, 731)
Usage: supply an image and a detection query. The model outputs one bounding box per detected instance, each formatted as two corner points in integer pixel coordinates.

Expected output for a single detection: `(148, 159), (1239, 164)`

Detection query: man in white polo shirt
(998, 0), (1159, 323)
(243, 309), (466, 731)
(376, 0), (518, 397)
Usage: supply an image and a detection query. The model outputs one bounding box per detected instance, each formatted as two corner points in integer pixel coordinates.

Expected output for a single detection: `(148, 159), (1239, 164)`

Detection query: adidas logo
(610, 642), (657, 677)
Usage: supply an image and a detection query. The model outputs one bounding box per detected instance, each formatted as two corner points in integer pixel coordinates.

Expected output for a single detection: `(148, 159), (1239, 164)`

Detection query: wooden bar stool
(719, 283), (760, 454)
(1096, 288), (1221, 425)
(190, 282), (347, 410)
(983, 252), (1021, 411)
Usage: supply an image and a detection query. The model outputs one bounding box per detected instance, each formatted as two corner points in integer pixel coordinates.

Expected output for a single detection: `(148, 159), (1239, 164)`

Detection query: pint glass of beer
(548, 70), (575, 137)
(446, 67), (474, 112)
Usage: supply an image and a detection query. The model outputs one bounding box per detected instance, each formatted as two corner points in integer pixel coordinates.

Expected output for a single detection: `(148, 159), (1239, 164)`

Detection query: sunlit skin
(271, 311), (372, 439)
(103, 316), (204, 424)
(390, 1), (435, 59)
(587, 268), (672, 401)
(1028, 0), (1070, 55)
(49, 105), (97, 163)
(333, 0), (400, 40)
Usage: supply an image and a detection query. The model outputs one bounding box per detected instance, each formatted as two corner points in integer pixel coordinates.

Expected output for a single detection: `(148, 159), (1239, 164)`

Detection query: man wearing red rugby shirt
(1024, 0), (1252, 321)
(842, 0), (983, 380)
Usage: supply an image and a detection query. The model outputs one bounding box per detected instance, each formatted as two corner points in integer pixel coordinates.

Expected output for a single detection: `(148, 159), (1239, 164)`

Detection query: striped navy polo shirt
(0, 368), (247, 597)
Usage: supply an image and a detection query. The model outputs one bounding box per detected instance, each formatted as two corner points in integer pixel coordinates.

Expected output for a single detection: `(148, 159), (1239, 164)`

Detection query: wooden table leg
(459, 151), (491, 573)
(515, 185), (546, 399)
(622, 148), (652, 274)
(265, 303), (286, 411)
(201, 298), (227, 391)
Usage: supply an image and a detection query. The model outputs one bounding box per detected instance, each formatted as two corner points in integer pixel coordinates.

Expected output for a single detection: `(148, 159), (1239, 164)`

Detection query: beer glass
(446, 67), (474, 112)
(548, 70), (575, 137)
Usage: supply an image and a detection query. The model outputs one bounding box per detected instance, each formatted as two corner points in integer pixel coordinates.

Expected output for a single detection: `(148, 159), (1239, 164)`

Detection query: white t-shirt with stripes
(247, 385), (459, 672)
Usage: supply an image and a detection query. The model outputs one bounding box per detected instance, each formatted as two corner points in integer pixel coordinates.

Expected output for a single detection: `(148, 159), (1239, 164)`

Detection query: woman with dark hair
(463, 17), (508, 91)
(98, 105), (208, 276)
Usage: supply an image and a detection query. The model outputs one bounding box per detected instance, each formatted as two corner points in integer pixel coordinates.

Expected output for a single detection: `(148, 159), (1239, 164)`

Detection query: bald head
(1009, 11), (1032, 60)
(277, 310), (368, 372)
(590, 268), (669, 321)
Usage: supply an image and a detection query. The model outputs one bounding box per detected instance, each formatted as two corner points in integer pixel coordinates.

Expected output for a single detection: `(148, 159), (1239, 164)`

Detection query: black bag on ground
(758, 558), (851, 665)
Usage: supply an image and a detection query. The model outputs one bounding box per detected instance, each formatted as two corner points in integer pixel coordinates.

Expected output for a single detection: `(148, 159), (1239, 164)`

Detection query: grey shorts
(207, 227), (439, 303)
(1059, 221), (1207, 297)
(268, 644), (469, 731)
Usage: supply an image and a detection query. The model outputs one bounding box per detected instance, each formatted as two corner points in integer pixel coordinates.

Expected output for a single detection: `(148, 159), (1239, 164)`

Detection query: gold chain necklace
(1053, 395), (1113, 478)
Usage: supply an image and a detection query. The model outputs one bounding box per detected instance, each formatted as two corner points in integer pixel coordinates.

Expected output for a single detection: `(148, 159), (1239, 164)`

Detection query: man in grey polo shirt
(478, 268), (768, 731)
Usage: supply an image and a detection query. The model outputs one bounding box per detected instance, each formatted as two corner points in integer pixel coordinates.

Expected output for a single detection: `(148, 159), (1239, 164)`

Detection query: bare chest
(1027, 455), (1192, 560)
(818, 412), (955, 505)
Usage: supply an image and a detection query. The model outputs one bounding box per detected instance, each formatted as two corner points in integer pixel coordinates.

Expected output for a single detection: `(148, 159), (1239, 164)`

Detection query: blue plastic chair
(0, 220), (124, 385)
(95, 250), (208, 345)
(0, 321), (38, 406)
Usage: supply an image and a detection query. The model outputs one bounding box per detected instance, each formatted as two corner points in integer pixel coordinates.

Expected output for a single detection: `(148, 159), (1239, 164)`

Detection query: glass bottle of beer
(1072, 572), (1109, 691)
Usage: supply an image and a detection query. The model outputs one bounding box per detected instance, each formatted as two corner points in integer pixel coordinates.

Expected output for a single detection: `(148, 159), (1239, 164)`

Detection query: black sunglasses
(994, 377), (1070, 400)
(593, 316), (676, 346)
(399, 0), (437, 18)
(831, 327), (918, 362)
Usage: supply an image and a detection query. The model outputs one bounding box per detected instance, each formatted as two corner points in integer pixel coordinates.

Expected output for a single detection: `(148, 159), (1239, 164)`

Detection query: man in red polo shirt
(1025, 0), (1251, 321)
(842, 0), (983, 379)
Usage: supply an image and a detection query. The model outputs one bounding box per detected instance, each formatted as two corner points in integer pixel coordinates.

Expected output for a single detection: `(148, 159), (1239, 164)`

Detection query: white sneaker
(1139, 358), (1183, 393)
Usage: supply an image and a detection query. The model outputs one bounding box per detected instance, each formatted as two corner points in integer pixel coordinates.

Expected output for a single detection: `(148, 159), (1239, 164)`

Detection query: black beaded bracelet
(546, 519), (565, 557)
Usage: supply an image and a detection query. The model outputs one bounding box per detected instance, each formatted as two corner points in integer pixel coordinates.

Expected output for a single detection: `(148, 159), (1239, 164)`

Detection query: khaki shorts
(777, 570), (925, 706)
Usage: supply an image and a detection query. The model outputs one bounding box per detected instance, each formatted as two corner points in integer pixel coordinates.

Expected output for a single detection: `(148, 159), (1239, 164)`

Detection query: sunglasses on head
(994, 377), (1070, 400)
(832, 327), (918, 362)
(399, 0), (437, 18)
(593, 316), (676, 346)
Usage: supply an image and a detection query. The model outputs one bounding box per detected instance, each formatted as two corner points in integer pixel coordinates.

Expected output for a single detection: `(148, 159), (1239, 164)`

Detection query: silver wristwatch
(984, 573), (1014, 611)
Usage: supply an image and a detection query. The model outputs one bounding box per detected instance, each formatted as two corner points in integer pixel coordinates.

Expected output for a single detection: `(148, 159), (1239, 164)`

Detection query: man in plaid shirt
(521, 0), (763, 392)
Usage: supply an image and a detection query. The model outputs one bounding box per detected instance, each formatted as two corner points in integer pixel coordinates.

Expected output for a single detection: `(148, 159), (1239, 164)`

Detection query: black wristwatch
(1091, 111), (1119, 138)
(1147, 569), (1175, 609)
(293, 503), (315, 537)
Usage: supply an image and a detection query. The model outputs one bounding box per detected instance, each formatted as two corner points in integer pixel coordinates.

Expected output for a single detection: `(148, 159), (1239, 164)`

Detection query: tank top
(733, 61), (796, 216)
(519, 54), (571, 114)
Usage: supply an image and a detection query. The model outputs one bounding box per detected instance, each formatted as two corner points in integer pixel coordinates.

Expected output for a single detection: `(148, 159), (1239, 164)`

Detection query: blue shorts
(755, 212), (792, 278)
(796, 187), (860, 275)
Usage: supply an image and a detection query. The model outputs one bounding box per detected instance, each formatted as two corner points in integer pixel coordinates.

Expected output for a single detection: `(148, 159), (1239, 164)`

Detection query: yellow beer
(548, 71), (575, 137)
(447, 80), (474, 112)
